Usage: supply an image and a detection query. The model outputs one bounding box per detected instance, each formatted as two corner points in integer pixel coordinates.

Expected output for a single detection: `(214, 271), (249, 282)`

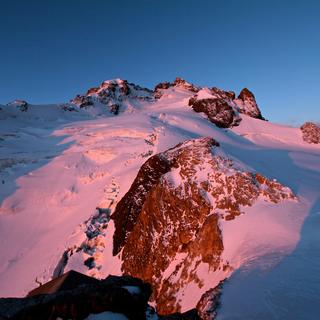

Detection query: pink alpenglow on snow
(0, 78), (319, 319)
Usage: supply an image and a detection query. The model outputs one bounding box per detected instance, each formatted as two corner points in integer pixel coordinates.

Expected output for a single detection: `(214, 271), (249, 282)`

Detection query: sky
(0, 0), (319, 125)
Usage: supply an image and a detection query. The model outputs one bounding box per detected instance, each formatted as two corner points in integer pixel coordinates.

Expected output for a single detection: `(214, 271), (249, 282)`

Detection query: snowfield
(0, 82), (319, 318)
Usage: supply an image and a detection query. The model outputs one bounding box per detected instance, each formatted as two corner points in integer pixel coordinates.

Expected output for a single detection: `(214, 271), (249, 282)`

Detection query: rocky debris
(196, 282), (224, 320)
(111, 137), (295, 314)
(233, 88), (264, 120)
(154, 78), (200, 99)
(6, 100), (29, 112)
(0, 272), (152, 320)
(52, 207), (111, 280)
(188, 88), (241, 128)
(71, 79), (154, 113)
(300, 122), (320, 144)
(76, 207), (111, 273)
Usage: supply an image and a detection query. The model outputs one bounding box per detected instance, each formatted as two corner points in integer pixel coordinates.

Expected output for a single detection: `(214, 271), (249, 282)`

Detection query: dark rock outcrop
(111, 137), (295, 314)
(160, 308), (200, 319)
(0, 272), (152, 320)
(196, 282), (224, 320)
(188, 86), (265, 127)
(188, 95), (239, 128)
(112, 154), (173, 255)
(300, 122), (320, 144)
(71, 79), (154, 113)
(6, 100), (29, 112)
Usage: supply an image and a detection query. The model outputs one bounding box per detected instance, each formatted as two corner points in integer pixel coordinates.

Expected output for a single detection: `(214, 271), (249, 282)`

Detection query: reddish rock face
(111, 137), (295, 314)
(234, 88), (264, 120)
(300, 122), (320, 144)
(112, 154), (173, 256)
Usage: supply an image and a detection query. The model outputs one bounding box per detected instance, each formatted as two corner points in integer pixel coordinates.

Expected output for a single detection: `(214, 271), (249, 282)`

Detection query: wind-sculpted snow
(112, 137), (295, 314)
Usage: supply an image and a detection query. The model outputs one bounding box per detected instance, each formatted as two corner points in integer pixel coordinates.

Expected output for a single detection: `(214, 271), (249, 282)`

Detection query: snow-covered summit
(71, 79), (154, 115)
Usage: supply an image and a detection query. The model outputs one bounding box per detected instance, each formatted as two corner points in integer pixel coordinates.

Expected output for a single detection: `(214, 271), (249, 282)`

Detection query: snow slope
(0, 81), (319, 318)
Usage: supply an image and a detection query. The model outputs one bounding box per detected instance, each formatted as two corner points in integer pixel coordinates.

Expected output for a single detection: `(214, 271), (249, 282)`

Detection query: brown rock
(300, 122), (320, 144)
(188, 96), (239, 128)
(234, 88), (264, 120)
(111, 137), (295, 314)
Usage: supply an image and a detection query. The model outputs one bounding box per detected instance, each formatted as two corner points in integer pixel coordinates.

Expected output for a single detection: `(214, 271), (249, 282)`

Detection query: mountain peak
(234, 87), (264, 120)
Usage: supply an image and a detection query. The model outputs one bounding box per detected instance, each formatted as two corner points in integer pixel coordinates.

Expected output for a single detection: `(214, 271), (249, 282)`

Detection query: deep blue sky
(0, 0), (319, 125)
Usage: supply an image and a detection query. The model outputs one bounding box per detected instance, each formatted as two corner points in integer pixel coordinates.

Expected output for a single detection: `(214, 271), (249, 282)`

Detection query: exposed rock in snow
(6, 100), (29, 112)
(112, 137), (295, 314)
(233, 88), (264, 120)
(188, 89), (240, 128)
(300, 122), (320, 144)
(154, 77), (199, 99)
(71, 79), (154, 114)
(196, 282), (224, 320)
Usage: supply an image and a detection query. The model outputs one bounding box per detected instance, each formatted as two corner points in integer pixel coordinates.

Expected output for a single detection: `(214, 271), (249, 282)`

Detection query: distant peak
(154, 77), (199, 99)
(71, 78), (153, 112)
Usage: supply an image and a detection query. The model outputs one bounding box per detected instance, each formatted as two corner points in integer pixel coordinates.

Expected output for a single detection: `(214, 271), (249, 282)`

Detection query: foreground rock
(112, 137), (295, 314)
(300, 122), (320, 144)
(0, 270), (205, 320)
(0, 271), (152, 320)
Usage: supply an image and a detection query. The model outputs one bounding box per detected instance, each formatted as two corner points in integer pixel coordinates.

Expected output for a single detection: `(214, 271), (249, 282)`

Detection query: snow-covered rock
(71, 79), (154, 115)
